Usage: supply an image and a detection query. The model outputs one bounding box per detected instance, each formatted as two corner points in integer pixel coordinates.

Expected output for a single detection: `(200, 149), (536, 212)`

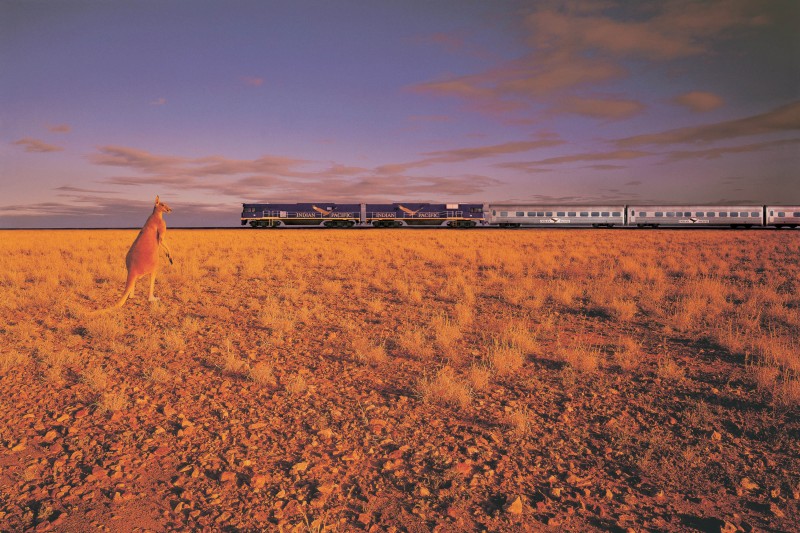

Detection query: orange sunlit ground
(1, 229), (798, 531)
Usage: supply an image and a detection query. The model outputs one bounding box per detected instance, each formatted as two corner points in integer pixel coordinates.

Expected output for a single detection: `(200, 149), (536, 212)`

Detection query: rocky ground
(0, 229), (798, 532)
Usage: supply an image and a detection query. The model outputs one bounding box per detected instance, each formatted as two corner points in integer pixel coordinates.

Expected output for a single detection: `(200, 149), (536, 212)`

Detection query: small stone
(740, 478), (759, 491)
(769, 503), (784, 518)
(506, 496), (523, 515)
(711, 431), (722, 441)
(550, 487), (562, 498)
(291, 461), (309, 473)
(250, 474), (268, 489)
(419, 487), (431, 497)
(220, 471), (236, 483)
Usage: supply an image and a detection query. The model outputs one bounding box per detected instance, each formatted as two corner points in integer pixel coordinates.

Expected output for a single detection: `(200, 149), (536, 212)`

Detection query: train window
(601, 211), (609, 217)
(612, 212), (620, 217)
(730, 212), (738, 217)
(794, 212), (800, 217)
(719, 212), (728, 217)
(567, 211), (576, 217)
(639, 211), (646, 216)
(492, 210), (496, 216)
(557, 211), (565, 217)
(655, 212), (663, 217)
(751, 212), (759, 217)
(591, 211), (599, 216)
(516, 212), (525, 217)
(769, 211), (773, 216)
(545, 211), (553, 216)
(537, 211), (545, 217)
(696, 212), (703, 217)
(707, 212), (715, 217)
(470, 207), (483, 214)
(684, 212), (691, 217)
(778, 212), (785, 217)
(527, 212), (535, 217)
(740, 212), (748, 217)
(666, 212), (674, 217)
(580, 211), (589, 217)
(500, 211), (508, 217)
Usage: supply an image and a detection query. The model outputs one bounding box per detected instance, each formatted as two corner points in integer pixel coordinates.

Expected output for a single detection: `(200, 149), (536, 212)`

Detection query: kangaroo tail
(113, 271), (138, 308)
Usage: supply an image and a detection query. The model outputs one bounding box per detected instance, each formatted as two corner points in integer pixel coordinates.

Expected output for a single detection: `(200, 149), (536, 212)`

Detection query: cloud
(616, 100), (800, 146)
(410, 1), (768, 118)
(554, 96), (645, 120)
(12, 137), (64, 153)
(498, 149), (652, 171)
(48, 124), (71, 133)
(150, 97), (167, 106)
(87, 143), (511, 202)
(663, 138), (800, 161)
(242, 76), (264, 86)
(671, 91), (724, 112)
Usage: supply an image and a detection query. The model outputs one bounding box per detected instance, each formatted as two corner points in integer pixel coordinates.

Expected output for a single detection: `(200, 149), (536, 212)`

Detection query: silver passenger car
(627, 206), (763, 227)
(486, 204), (625, 227)
(766, 206), (800, 228)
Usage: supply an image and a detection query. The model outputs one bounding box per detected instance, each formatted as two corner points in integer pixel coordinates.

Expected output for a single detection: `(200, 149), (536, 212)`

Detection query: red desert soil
(0, 229), (798, 532)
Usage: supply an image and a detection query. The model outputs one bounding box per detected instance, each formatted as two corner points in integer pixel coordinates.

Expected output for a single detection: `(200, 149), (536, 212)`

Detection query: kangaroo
(114, 195), (174, 308)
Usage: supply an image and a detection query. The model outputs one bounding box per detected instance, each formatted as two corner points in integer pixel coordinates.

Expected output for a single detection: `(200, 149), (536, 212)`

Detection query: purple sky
(2, 0), (799, 227)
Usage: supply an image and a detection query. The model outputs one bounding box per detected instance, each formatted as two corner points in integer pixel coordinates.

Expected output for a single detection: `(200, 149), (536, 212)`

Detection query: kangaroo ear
(155, 195), (160, 204)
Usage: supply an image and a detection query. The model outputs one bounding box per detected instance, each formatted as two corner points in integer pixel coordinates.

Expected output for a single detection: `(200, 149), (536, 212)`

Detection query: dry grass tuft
(563, 344), (600, 373)
(657, 356), (684, 380)
(468, 364), (491, 392)
(0, 349), (30, 373)
(506, 407), (532, 438)
(285, 373), (308, 395)
(82, 366), (109, 391)
(614, 337), (641, 372)
(352, 337), (387, 366)
(146, 366), (172, 383)
(417, 366), (471, 409)
(249, 361), (276, 387)
(488, 344), (525, 376)
(98, 390), (127, 413)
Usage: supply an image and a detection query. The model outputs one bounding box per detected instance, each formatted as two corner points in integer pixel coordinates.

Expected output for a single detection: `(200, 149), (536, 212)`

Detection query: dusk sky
(2, 0), (798, 227)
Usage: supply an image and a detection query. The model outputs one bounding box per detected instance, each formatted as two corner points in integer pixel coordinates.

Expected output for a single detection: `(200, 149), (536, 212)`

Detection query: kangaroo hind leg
(148, 271), (158, 302)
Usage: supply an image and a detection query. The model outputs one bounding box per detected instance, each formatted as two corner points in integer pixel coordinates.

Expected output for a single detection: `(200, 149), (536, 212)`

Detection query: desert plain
(0, 228), (798, 532)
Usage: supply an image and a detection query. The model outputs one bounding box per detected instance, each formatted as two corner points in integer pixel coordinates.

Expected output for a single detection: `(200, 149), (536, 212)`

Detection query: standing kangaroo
(114, 195), (174, 307)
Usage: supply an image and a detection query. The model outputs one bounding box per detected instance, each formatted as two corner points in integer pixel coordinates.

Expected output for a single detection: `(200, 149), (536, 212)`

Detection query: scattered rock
(506, 496), (523, 515)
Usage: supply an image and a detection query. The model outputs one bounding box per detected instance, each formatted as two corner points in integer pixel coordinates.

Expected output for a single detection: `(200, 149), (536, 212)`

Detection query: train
(241, 202), (800, 229)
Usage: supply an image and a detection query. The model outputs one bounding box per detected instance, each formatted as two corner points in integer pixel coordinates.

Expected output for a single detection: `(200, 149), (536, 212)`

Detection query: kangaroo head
(154, 195), (173, 214)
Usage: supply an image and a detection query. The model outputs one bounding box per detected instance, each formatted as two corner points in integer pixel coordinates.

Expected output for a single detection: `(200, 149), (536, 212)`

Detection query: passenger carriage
(627, 206), (764, 228)
(485, 205), (625, 227)
(765, 206), (800, 229)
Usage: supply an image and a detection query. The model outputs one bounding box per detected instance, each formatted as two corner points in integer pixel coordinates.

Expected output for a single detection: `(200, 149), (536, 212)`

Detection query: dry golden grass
(1, 228), (799, 532)
(417, 366), (471, 408)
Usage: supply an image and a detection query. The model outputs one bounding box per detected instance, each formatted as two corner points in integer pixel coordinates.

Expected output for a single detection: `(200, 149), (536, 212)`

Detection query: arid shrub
(488, 344), (524, 376)
(469, 364), (491, 392)
(249, 362), (276, 386)
(563, 344), (600, 373)
(352, 337), (387, 366)
(417, 367), (471, 409)
(657, 356), (684, 380)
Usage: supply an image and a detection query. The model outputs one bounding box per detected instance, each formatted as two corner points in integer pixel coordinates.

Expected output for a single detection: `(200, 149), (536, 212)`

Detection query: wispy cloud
(242, 76), (264, 86)
(663, 138), (800, 161)
(87, 141), (519, 201)
(12, 137), (64, 153)
(616, 100), (800, 146)
(411, 1), (767, 119)
(671, 91), (724, 113)
(47, 124), (71, 133)
(553, 96), (645, 120)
